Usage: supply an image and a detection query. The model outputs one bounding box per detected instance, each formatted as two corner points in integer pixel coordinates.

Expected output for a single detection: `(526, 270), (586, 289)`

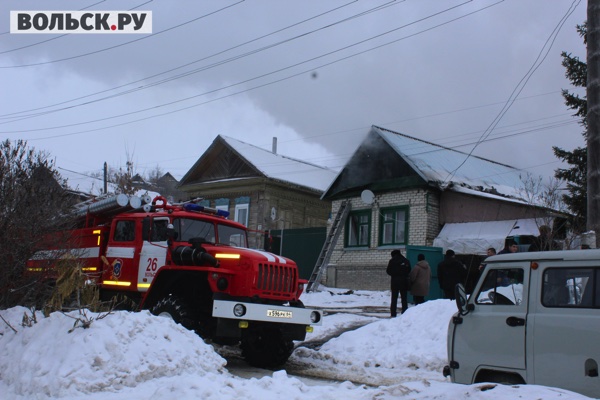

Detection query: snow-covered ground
(0, 288), (594, 399)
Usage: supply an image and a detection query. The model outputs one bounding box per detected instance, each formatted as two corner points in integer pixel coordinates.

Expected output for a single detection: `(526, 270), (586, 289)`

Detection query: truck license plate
(267, 309), (292, 319)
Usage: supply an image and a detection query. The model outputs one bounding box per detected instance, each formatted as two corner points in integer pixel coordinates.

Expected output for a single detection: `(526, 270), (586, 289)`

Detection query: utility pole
(103, 162), (108, 194)
(587, 0), (600, 246)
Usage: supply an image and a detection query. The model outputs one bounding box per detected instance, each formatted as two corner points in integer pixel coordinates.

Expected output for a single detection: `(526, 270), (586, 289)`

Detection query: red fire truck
(27, 194), (322, 368)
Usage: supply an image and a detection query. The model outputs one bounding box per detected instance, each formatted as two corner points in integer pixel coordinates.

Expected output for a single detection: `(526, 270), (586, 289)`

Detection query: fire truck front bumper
(212, 299), (322, 341)
(212, 299), (322, 326)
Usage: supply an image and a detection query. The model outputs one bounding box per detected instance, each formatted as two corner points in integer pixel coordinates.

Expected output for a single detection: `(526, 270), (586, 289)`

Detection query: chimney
(272, 137), (277, 154)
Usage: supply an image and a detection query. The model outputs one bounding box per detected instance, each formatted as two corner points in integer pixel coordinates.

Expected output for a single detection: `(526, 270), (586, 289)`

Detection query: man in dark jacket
(386, 249), (411, 317)
(528, 225), (560, 252)
(437, 249), (467, 300)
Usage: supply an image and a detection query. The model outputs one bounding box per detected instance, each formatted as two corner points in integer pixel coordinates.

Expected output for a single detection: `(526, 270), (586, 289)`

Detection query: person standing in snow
(437, 249), (467, 300)
(409, 253), (431, 305)
(386, 249), (411, 317)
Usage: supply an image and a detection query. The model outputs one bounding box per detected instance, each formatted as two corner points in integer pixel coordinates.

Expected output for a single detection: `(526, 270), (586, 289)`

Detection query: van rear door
(451, 264), (528, 383)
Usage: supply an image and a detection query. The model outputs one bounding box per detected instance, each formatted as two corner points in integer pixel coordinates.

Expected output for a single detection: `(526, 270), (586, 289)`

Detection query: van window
(542, 268), (597, 308)
(476, 268), (524, 305)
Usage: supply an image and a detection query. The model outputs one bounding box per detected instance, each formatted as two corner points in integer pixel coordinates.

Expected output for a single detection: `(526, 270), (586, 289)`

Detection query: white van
(443, 249), (600, 398)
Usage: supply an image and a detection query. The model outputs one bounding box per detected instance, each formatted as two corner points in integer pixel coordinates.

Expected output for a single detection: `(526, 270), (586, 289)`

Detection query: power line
(0, 1), (245, 68)
(0, 1), (501, 137)
(191, 113), (579, 175)
(0, 0), (394, 122)
(441, 0), (582, 185)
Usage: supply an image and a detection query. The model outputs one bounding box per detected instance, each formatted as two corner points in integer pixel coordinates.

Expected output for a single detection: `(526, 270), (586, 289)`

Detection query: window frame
(542, 267), (598, 308)
(378, 206), (409, 246)
(345, 209), (371, 248)
(475, 267), (525, 306)
(113, 219), (136, 242)
(234, 203), (249, 227)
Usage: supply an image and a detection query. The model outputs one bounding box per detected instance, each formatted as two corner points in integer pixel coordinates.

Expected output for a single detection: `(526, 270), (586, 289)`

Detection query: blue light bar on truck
(183, 203), (230, 218)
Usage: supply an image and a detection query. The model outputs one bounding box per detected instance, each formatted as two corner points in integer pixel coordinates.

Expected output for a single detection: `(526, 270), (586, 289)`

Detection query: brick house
(320, 126), (564, 292)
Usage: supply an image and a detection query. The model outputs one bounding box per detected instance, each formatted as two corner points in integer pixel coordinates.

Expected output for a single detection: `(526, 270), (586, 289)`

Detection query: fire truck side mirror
(166, 224), (177, 240)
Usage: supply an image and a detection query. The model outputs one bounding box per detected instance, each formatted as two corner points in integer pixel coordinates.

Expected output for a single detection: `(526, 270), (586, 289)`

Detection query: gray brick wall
(323, 189), (441, 290)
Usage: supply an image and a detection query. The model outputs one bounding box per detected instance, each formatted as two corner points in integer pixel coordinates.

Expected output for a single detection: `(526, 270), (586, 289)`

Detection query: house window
(346, 210), (371, 247)
(214, 198), (229, 217)
(235, 203), (249, 226)
(234, 196), (250, 226)
(379, 207), (408, 245)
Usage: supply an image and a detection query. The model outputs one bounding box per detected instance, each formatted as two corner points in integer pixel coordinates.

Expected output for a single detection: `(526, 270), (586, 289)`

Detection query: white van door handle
(506, 316), (525, 327)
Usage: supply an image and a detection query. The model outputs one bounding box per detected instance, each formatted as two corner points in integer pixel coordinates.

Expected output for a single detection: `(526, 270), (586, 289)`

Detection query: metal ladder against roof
(306, 199), (351, 292)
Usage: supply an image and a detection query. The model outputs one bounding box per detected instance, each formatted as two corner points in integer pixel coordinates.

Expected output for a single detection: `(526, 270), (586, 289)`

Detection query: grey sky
(0, 0), (587, 185)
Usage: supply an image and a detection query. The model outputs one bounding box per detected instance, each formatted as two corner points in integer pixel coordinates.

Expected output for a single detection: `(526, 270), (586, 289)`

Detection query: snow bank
(0, 308), (226, 398)
(294, 300), (456, 375)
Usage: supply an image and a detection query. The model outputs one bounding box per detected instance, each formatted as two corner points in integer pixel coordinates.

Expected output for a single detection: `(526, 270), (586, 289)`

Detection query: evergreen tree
(553, 23), (587, 232)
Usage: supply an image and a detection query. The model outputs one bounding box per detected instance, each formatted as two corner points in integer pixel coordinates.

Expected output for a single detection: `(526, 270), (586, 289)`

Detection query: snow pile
(317, 300), (455, 371)
(0, 290), (594, 399)
(0, 308), (225, 398)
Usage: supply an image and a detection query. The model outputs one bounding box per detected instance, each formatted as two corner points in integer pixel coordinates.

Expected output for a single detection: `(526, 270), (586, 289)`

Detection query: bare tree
(146, 164), (164, 185)
(113, 159), (136, 195)
(519, 174), (570, 248)
(0, 140), (75, 308)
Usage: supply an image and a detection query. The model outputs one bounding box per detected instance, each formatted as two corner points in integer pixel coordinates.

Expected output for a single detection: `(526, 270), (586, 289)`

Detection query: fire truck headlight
(233, 304), (246, 317)
(310, 311), (321, 324)
(217, 277), (228, 291)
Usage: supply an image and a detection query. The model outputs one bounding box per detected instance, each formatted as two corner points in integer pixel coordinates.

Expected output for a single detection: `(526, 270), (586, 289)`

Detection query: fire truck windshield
(217, 224), (248, 247)
(173, 218), (215, 243)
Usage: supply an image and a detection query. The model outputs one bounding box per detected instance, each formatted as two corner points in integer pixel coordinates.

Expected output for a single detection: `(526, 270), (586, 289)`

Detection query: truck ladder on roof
(306, 199), (351, 292)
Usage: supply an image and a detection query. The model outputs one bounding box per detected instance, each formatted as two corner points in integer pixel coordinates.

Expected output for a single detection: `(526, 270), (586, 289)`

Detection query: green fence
(406, 245), (444, 301)
(268, 227), (326, 280)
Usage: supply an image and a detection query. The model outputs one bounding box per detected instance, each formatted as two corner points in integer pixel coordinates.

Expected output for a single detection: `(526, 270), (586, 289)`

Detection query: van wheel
(476, 370), (525, 385)
(151, 296), (198, 332)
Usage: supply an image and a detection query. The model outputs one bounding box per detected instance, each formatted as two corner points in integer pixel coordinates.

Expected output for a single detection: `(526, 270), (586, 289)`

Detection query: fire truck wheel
(151, 296), (198, 332)
(240, 328), (294, 369)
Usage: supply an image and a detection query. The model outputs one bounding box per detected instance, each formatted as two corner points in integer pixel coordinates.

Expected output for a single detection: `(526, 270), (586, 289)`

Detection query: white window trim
(234, 203), (249, 226)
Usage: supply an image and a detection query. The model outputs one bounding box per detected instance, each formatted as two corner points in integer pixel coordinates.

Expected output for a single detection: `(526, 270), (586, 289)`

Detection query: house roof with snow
(58, 167), (112, 197)
(179, 135), (338, 194)
(322, 125), (528, 202)
(57, 167), (162, 201)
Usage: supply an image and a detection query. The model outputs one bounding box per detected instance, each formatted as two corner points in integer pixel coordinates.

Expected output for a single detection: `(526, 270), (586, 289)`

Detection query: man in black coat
(437, 249), (467, 300)
(528, 225), (560, 252)
(386, 249), (411, 317)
